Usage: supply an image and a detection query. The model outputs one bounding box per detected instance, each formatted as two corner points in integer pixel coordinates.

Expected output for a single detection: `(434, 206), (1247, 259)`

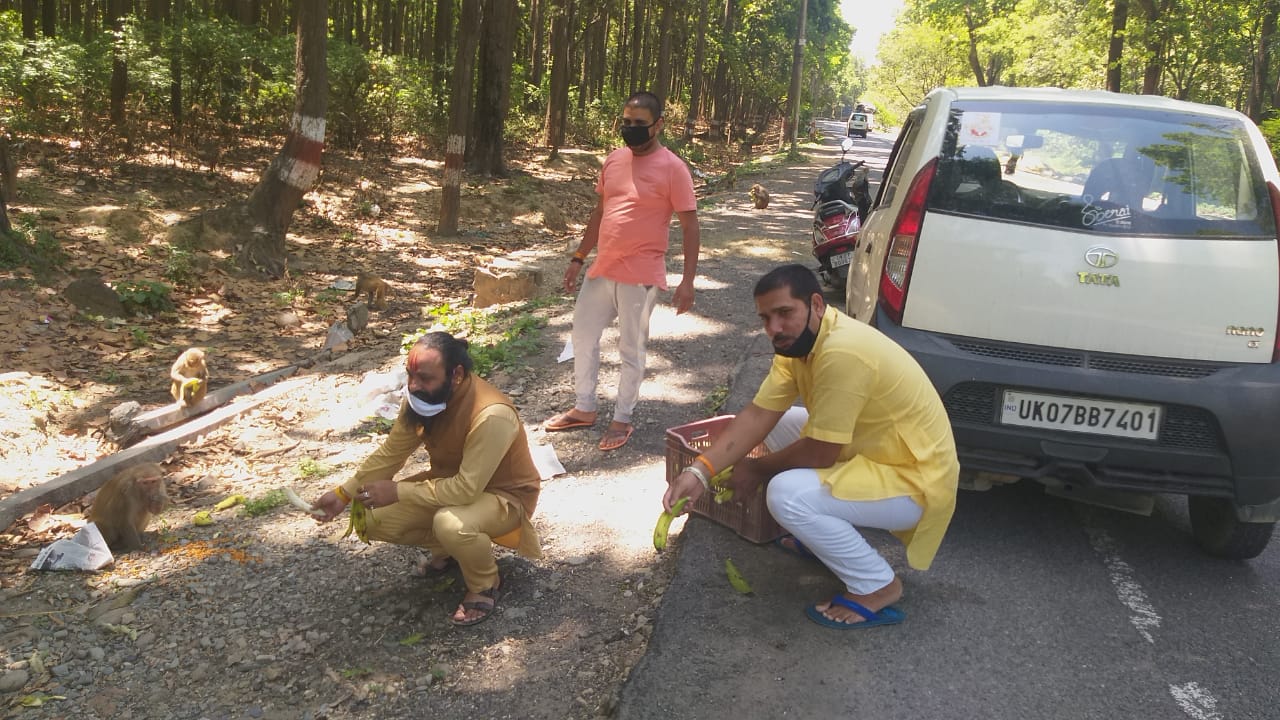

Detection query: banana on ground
(724, 558), (753, 594)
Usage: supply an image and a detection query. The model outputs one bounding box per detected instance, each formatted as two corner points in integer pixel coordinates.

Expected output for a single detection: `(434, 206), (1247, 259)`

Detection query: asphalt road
(616, 124), (1280, 720)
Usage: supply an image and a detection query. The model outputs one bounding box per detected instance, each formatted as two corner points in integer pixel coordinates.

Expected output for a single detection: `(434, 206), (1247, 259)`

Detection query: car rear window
(926, 101), (1275, 238)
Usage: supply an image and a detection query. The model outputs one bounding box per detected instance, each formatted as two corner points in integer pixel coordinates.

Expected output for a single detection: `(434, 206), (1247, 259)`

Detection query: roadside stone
(473, 259), (543, 308)
(88, 647), (106, 662)
(0, 669), (29, 693)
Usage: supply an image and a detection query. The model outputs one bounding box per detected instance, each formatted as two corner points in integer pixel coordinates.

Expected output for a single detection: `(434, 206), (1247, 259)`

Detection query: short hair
(625, 91), (663, 120)
(753, 264), (822, 301)
(411, 331), (473, 378)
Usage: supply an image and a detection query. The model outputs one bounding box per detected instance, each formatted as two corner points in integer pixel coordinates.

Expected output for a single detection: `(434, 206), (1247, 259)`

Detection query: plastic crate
(664, 415), (784, 544)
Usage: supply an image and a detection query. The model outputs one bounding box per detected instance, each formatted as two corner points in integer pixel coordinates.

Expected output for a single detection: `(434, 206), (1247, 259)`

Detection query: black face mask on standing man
(620, 123), (653, 148)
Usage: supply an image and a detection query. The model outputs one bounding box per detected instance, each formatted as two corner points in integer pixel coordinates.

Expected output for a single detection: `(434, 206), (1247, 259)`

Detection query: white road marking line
(1082, 524), (1161, 643)
(1169, 682), (1224, 720)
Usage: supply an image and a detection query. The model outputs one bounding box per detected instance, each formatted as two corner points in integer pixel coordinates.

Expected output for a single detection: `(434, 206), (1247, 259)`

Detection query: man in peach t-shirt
(544, 91), (701, 451)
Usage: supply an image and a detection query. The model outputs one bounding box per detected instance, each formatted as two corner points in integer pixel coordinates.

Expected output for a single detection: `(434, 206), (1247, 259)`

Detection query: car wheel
(1188, 496), (1275, 559)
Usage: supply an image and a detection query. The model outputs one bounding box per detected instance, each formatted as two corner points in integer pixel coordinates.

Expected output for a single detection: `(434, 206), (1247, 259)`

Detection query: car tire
(1188, 496), (1275, 559)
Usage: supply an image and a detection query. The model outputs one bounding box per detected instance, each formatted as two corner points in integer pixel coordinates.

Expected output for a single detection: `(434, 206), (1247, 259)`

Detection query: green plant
(403, 302), (548, 378)
(297, 458), (335, 479)
(703, 384), (730, 417)
(163, 245), (198, 288)
(0, 219), (65, 274)
(273, 288), (305, 307)
(241, 490), (287, 517)
(129, 327), (151, 346)
(315, 288), (344, 305)
(115, 280), (174, 314)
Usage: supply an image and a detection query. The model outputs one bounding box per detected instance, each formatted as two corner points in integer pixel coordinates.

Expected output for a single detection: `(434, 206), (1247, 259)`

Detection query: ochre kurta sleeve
(394, 405), (519, 508)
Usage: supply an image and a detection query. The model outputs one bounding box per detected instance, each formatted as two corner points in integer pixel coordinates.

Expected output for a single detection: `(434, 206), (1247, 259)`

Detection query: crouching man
(313, 331), (542, 627)
(664, 264), (958, 629)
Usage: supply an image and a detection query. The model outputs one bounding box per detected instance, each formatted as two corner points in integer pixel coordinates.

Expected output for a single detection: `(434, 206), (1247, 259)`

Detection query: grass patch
(297, 457), (335, 479)
(405, 299), (552, 377)
(241, 490), (288, 517)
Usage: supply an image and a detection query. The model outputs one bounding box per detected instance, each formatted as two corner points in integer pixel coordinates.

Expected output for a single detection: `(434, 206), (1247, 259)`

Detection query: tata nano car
(846, 87), (1280, 559)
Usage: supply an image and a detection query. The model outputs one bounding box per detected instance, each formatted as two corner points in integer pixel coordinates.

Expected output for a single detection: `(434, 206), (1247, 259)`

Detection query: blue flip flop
(804, 594), (906, 630)
(773, 535), (820, 561)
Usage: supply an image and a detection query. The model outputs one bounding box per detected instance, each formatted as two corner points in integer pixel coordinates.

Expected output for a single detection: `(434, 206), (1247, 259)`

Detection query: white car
(846, 86), (1280, 559)
(847, 111), (870, 138)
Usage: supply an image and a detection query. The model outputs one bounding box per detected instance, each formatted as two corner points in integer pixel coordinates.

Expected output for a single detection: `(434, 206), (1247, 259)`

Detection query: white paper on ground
(357, 367), (409, 420)
(557, 339), (573, 363)
(30, 522), (115, 571)
(529, 442), (567, 480)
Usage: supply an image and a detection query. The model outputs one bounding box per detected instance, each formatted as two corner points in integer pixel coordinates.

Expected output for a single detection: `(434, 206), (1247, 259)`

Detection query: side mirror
(841, 137), (855, 153)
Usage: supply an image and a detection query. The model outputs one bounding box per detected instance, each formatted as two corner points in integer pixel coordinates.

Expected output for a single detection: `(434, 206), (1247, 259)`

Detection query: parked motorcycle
(811, 137), (871, 290)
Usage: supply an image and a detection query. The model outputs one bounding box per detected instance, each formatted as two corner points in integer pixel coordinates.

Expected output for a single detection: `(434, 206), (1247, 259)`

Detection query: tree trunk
(1135, 0), (1168, 94)
(685, 0), (708, 138)
(240, 0), (329, 275)
(109, 0), (128, 127)
(21, 0), (37, 40)
(628, 0), (645, 93)
(470, 0), (517, 176)
(1106, 0), (1128, 93)
(432, 0), (454, 103)
(437, 0), (481, 235)
(783, 0), (806, 152)
(41, 0), (57, 36)
(709, 0), (734, 139)
(1250, 3), (1276, 119)
(170, 0), (185, 134)
(654, 0), (672, 101)
(379, 0), (392, 51)
(542, 0), (573, 156)
(529, 0), (544, 88)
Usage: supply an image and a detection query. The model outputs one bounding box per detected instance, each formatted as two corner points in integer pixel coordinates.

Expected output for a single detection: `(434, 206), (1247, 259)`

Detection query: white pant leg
(764, 406), (808, 452)
(611, 282), (659, 424)
(571, 276), (619, 413)
(766, 468), (923, 595)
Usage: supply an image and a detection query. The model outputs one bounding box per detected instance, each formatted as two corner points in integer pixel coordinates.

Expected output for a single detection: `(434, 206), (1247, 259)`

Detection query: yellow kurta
(753, 306), (959, 570)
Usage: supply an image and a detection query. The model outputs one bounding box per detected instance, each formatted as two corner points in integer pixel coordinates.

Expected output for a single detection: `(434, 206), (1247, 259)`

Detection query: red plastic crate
(664, 415), (784, 544)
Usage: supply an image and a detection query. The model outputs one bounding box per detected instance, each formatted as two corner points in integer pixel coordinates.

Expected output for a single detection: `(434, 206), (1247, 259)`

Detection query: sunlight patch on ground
(392, 156), (440, 169)
(534, 460), (670, 557)
(390, 180), (436, 196)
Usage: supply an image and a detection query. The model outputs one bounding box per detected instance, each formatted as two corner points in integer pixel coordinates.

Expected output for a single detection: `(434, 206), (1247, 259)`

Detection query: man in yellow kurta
(313, 332), (542, 627)
(664, 264), (958, 629)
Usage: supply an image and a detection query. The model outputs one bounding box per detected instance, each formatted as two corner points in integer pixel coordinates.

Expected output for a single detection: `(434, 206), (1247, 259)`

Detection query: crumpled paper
(30, 522), (115, 571)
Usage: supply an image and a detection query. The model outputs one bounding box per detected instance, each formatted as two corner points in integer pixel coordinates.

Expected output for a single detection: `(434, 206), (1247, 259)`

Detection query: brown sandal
(449, 578), (502, 627)
(544, 410), (596, 432)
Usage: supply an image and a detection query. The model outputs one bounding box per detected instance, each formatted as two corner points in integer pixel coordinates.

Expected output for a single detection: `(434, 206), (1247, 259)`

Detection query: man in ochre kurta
(665, 264), (959, 629)
(313, 331), (541, 627)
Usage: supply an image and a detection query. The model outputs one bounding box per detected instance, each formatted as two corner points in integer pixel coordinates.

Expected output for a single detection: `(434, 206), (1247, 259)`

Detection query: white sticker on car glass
(958, 112), (1001, 146)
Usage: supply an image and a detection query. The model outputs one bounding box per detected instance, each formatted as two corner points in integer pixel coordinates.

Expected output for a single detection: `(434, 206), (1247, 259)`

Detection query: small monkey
(749, 183), (770, 210)
(87, 463), (169, 553)
(169, 347), (209, 407)
(354, 272), (390, 310)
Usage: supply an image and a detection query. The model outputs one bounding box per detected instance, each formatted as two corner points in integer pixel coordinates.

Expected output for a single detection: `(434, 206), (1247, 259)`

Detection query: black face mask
(620, 123), (654, 148)
(773, 300), (819, 358)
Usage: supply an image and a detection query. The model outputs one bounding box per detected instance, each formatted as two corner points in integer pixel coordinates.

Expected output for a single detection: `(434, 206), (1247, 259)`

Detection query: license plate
(1000, 390), (1162, 440)
(830, 251), (853, 268)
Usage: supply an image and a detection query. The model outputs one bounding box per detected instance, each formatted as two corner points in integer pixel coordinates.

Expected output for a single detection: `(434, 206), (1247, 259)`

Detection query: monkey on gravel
(749, 183), (770, 210)
(354, 272), (390, 310)
(87, 463), (169, 553)
(169, 347), (208, 407)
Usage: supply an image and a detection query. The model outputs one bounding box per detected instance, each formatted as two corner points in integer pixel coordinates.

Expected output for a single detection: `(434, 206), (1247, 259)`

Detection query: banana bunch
(341, 499), (376, 544)
(710, 466), (735, 504)
(653, 497), (690, 551)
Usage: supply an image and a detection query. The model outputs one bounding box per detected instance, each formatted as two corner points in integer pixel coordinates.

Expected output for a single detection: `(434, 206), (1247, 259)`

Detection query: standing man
(312, 332), (542, 627)
(663, 264), (959, 629)
(543, 91), (701, 452)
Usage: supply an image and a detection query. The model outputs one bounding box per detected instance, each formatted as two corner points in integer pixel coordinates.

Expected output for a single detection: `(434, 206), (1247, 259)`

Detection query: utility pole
(787, 0), (809, 157)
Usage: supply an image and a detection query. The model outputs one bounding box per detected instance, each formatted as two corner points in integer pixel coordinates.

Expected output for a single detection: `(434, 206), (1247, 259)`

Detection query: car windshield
(927, 100), (1275, 238)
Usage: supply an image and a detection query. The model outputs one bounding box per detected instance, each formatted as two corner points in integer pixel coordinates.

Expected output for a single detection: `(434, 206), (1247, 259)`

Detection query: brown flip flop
(544, 411), (596, 432)
(598, 424), (634, 451)
(449, 577), (502, 627)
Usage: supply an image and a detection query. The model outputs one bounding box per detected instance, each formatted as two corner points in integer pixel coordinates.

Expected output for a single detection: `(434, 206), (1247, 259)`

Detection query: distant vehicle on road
(846, 86), (1280, 559)
(846, 111), (870, 138)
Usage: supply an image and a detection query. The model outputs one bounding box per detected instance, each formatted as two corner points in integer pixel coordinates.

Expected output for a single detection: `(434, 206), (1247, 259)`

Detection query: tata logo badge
(1077, 272), (1120, 286)
(1084, 246), (1119, 269)
(1226, 326), (1265, 337)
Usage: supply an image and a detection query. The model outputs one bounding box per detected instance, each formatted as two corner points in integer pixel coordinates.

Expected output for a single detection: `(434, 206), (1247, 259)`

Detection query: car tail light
(1270, 182), (1280, 362)
(878, 158), (938, 325)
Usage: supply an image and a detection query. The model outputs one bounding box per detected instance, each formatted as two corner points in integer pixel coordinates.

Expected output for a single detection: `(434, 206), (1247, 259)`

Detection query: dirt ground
(0, 129), (837, 719)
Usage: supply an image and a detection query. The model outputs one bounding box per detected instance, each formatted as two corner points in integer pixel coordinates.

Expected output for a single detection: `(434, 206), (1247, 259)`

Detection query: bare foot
(813, 576), (903, 625)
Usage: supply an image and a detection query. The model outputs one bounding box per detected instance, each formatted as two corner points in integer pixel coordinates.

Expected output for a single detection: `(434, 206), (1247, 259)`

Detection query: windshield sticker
(1081, 197), (1133, 229)
(958, 112), (1001, 146)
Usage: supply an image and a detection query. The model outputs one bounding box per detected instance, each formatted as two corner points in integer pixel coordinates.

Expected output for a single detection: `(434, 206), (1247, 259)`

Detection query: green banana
(653, 496), (690, 551)
(724, 558), (753, 594)
(710, 465), (735, 504)
(342, 499), (376, 544)
(709, 465), (734, 487)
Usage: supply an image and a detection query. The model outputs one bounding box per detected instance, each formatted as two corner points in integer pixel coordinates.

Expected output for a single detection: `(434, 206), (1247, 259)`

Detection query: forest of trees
(4, 0), (1280, 269)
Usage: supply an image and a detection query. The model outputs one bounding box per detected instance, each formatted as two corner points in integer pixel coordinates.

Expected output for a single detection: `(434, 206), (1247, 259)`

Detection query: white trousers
(764, 407), (923, 595)
(571, 276), (660, 424)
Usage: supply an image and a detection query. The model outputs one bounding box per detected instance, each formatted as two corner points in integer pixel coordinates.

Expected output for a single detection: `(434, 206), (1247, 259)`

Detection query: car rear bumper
(875, 306), (1280, 509)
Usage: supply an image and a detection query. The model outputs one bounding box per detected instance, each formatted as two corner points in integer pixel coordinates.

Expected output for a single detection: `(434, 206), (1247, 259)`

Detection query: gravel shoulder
(0, 135), (846, 720)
